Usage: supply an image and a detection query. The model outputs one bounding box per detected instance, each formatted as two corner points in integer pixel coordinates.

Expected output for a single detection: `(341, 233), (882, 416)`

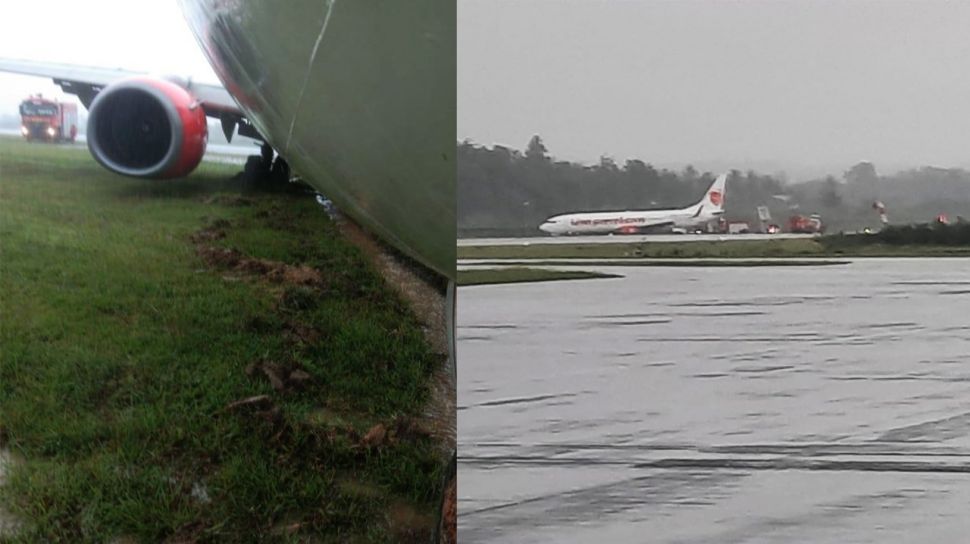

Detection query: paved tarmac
(458, 258), (970, 543)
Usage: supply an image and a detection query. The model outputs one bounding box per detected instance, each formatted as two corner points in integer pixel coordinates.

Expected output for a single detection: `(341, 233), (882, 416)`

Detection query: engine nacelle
(86, 77), (207, 179)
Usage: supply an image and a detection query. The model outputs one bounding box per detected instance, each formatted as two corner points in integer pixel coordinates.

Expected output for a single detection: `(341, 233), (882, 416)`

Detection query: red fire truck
(19, 94), (78, 143)
(788, 214), (825, 234)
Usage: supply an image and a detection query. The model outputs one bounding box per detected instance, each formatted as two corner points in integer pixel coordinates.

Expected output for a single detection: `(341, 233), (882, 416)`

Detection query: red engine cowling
(86, 77), (207, 179)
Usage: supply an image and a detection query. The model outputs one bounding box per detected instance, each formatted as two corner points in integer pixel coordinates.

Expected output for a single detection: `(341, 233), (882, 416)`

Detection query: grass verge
(458, 237), (970, 260)
(0, 136), (443, 542)
(458, 267), (620, 285)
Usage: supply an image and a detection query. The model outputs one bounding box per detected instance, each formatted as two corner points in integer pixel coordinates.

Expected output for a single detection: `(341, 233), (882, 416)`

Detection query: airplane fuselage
(540, 206), (721, 235)
(539, 173), (728, 236)
(180, 0), (455, 279)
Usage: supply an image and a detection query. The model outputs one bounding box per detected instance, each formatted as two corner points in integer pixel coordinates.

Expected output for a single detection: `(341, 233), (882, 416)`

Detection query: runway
(459, 233), (815, 246)
(458, 257), (970, 543)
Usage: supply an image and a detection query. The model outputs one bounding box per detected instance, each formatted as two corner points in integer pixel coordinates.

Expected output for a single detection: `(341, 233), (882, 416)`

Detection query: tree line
(458, 136), (970, 237)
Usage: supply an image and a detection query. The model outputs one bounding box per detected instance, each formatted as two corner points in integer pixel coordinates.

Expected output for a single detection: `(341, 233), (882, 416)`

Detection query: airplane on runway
(538, 173), (728, 236)
(0, 0), (455, 281)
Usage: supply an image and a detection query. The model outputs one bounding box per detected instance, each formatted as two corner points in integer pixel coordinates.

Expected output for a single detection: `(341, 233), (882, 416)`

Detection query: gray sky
(458, 0), (970, 179)
(0, 1), (217, 118)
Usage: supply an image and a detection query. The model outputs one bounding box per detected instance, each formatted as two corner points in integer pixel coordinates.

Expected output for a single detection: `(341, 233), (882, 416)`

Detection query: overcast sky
(458, 0), (970, 178)
(3, 1), (969, 179)
(0, 1), (217, 118)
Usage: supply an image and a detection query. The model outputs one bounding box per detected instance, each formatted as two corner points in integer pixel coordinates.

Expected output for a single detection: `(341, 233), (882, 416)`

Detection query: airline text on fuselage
(570, 217), (646, 227)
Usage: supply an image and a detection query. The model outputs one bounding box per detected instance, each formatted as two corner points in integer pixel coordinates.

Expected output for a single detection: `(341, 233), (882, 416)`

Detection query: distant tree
(598, 155), (618, 172)
(821, 175), (843, 208)
(524, 135), (548, 162)
(844, 161), (878, 185)
(491, 144), (520, 165)
(623, 159), (649, 176)
(682, 164), (698, 182)
(456, 137), (970, 237)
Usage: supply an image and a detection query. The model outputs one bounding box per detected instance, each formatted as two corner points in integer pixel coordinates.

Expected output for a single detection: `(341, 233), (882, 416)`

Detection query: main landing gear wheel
(270, 155), (290, 185)
(243, 142), (289, 187)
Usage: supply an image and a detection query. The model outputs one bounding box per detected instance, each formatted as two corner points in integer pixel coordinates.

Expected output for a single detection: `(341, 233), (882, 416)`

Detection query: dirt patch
(388, 501), (435, 543)
(281, 319), (323, 346)
(335, 218), (455, 543)
(355, 418), (434, 451)
(162, 520), (207, 544)
(438, 468), (457, 544)
(189, 219), (231, 244)
(302, 409), (434, 453)
(192, 218), (325, 288)
(189, 228), (225, 243)
(270, 518), (307, 538)
(222, 394), (285, 442)
(338, 225), (447, 354)
(189, 210), (454, 541)
(195, 245), (324, 287)
(389, 415), (434, 442)
(361, 424), (387, 448)
(195, 245), (242, 268)
(336, 477), (384, 500)
(201, 195), (255, 207)
(244, 361), (314, 393)
(335, 220), (455, 451)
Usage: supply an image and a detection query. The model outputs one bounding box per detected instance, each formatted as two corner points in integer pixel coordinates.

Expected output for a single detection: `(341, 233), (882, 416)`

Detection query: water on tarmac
(458, 258), (970, 543)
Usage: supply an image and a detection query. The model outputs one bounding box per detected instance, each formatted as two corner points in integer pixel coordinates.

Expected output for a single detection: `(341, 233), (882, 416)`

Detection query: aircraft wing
(0, 58), (251, 139)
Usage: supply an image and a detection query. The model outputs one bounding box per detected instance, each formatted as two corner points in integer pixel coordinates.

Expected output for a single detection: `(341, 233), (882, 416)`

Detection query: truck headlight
(20, 126), (29, 135)
(46, 127), (56, 137)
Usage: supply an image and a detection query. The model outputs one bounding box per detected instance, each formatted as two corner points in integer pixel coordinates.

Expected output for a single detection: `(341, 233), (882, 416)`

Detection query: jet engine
(86, 77), (207, 179)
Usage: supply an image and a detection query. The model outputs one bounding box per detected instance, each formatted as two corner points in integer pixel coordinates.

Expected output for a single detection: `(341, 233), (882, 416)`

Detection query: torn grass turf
(458, 267), (620, 285)
(0, 137), (445, 542)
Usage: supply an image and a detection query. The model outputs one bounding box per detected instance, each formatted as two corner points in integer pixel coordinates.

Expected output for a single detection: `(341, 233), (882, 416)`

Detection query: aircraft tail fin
(700, 173), (727, 213)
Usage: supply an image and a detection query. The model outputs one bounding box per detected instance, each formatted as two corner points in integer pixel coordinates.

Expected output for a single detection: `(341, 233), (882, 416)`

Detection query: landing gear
(243, 142), (289, 187)
(270, 154), (290, 185)
(243, 142), (274, 178)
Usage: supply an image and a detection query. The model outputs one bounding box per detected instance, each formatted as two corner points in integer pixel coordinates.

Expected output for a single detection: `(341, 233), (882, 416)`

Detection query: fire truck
(788, 214), (825, 234)
(19, 94), (78, 143)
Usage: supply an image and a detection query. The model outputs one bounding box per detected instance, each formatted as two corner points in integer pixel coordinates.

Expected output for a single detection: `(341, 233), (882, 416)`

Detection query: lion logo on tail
(709, 190), (723, 207)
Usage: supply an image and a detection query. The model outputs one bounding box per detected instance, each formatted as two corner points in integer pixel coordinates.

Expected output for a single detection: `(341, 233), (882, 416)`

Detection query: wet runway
(458, 258), (970, 543)
(458, 233), (814, 246)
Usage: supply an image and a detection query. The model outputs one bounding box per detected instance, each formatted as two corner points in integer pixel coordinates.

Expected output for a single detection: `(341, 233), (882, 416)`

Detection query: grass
(0, 136), (444, 542)
(457, 267), (620, 285)
(458, 237), (970, 260)
(458, 239), (827, 260)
